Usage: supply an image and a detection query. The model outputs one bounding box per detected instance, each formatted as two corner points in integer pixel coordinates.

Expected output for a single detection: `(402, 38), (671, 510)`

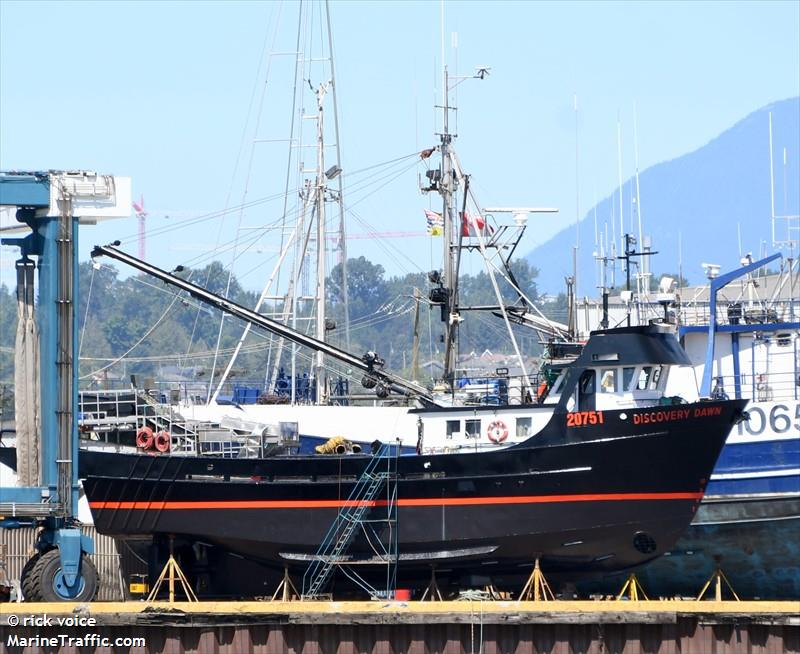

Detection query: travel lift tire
(19, 553), (41, 601)
(22, 549), (99, 602)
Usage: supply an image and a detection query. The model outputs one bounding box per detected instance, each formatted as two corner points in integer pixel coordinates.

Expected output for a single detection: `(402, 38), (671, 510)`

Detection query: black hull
(81, 400), (746, 589)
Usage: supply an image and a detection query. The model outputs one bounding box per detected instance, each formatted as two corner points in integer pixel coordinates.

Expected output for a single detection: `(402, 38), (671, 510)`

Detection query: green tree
(328, 256), (389, 320)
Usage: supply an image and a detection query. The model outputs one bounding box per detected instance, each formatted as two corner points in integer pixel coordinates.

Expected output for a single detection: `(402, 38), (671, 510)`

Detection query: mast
(617, 116), (625, 277)
(412, 287), (421, 382)
(210, 3), (349, 405)
(633, 103), (644, 296)
(314, 83), (329, 404)
(324, 0), (351, 352)
(440, 66), (458, 386)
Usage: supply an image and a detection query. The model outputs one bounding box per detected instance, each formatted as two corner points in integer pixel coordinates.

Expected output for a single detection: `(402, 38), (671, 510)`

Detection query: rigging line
(205, 229), (280, 396)
(314, 0), (325, 76)
(79, 340), (278, 364)
(468, 216), (532, 389)
(267, 0), (306, 388)
(339, 304), (414, 332)
(209, 0), (288, 395)
(230, 250), (285, 286)
(481, 256), (569, 339)
(78, 264), (96, 361)
(346, 210), (424, 274)
(360, 520), (390, 560)
(165, 220), (282, 274)
(160, 0), (281, 335)
(373, 295), (415, 314)
(81, 302), (385, 378)
(344, 310), (415, 336)
(210, 221), (303, 402)
(342, 155), (422, 200)
(468, 313), (524, 347)
(87, 261), (213, 315)
(345, 207), (423, 269)
(269, 192), (320, 393)
(338, 158), (420, 204)
(231, 301), (410, 341)
(344, 165), (421, 216)
(169, 219), (290, 272)
(212, 343), (352, 384)
(210, 0), (283, 269)
(182, 295), (213, 376)
(345, 151), (423, 178)
(116, 189), (299, 243)
(332, 296), (407, 323)
(466, 321), (508, 347)
(78, 280), (187, 381)
(174, 232), (279, 374)
(339, 155), (421, 193)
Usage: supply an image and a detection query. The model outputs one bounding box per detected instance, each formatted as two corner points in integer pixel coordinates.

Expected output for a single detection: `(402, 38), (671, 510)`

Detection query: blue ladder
(302, 444), (395, 598)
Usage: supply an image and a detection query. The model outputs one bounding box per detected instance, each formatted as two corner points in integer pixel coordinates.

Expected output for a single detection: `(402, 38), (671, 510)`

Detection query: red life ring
(136, 426), (154, 450)
(154, 431), (171, 453)
(487, 420), (508, 443)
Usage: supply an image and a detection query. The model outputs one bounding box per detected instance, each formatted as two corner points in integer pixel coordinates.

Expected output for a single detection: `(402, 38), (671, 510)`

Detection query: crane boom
(91, 244), (434, 404)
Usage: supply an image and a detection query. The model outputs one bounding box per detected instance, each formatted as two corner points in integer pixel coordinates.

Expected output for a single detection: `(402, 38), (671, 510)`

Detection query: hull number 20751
(567, 411), (604, 427)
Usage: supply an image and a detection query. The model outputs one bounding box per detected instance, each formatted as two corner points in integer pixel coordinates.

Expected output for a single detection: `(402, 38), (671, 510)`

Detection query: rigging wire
(264, 0), (307, 389)
(340, 158), (420, 208)
(78, 282), (186, 380)
(77, 264), (96, 362)
(345, 151), (422, 178)
(207, 0), (288, 398)
(115, 189), (299, 245)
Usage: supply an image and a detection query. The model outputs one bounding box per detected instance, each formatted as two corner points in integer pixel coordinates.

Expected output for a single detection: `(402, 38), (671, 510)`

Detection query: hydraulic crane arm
(91, 244), (434, 404)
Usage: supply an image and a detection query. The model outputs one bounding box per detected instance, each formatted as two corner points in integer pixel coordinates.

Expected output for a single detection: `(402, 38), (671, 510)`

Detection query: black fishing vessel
(46, 61), (747, 593)
(80, 319), (748, 592)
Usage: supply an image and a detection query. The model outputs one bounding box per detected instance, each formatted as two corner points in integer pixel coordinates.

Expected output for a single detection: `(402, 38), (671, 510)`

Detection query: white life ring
(487, 420), (508, 443)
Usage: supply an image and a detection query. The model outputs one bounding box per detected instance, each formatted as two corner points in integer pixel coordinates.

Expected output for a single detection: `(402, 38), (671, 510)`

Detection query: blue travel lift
(0, 171), (130, 601)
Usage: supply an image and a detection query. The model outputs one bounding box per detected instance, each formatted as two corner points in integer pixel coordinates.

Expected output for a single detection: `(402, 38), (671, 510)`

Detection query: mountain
(527, 97), (799, 295)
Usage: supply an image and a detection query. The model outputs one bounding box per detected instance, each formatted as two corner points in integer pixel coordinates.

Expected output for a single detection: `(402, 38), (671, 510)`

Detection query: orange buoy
(154, 430), (171, 453)
(136, 426), (154, 450)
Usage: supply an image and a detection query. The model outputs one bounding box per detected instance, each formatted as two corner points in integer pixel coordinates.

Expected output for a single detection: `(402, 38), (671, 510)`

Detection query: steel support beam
(699, 253), (782, 397)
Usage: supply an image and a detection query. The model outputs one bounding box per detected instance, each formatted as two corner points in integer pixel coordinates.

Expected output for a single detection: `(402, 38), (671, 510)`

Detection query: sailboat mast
(314, 83), (329, 404)
(441, 66), (458, 385)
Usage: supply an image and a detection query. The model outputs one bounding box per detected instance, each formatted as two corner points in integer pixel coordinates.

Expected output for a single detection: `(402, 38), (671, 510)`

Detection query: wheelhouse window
(622, 367), (636, 391)
(465, 419), (481, 439)
(446, 420), (460, 439)
(579, 370), (596, 395)
(577, 369), (596, 411)
(650, 366), (662, 389)
(599, 369), (616, 393)
(637, 366), (653, 390)
(549, 371), (566, 396)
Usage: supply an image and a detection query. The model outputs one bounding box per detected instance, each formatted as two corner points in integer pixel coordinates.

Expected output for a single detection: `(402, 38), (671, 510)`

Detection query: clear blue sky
(1, 0), (798, 292)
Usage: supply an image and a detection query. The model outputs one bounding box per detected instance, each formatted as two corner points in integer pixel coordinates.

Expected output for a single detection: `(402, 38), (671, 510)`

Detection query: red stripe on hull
(89, 491), (703, 511)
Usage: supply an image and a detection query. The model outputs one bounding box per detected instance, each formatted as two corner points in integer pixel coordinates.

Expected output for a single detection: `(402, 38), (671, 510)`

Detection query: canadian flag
(461, 212), (494, 238)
